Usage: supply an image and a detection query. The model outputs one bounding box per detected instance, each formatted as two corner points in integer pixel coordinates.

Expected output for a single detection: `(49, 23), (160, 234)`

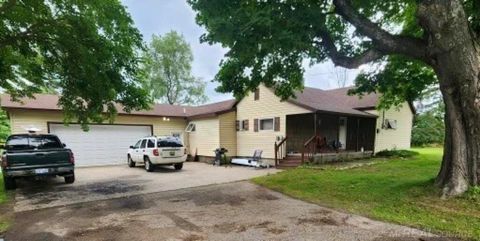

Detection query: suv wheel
(127, 155), (135, 168)
(4, 177), (16, 190)
(174, 163), (183, 170)
(64, 173), (75, 184)
(144, 157), (154, 172)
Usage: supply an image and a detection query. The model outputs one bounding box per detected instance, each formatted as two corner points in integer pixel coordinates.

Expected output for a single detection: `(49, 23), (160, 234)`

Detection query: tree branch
(317, 31), (383, 68)
(332, 0), (430, 63)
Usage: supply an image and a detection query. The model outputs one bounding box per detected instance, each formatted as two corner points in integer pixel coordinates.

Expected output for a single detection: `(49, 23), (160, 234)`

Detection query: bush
(411, 110), (444, 147)
(376, 149), (419, 158)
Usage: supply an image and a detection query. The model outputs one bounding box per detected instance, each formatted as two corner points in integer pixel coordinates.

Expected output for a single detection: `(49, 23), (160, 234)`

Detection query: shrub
(376, 149), (419, 158)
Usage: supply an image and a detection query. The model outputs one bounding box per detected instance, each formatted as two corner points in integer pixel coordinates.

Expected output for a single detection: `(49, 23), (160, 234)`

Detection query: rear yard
(253, 148), (480, 240)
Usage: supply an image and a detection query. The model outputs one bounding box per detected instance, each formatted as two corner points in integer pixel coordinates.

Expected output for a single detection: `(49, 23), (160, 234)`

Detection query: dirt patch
(312, 209), (333, 215)
(177, 189), (245, 207)
(373, 236), (458, 241)
(213, 222), (247, 233)
(255, 187), (280, 200)
(163, 211), (201, 232)
(267, 227), (286, 234)
(254, 221), (273, 229)
(67, 225), (123, 239)
(183, 234), (205, 241)
(297, 216), (340, 226)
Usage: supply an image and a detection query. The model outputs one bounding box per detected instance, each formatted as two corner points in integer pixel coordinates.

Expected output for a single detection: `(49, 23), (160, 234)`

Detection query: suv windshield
(157, 137), (183, 148)
(6, 135), (63, 150)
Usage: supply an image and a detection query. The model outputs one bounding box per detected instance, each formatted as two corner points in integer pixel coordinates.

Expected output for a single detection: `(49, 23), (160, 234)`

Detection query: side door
(131, 140), (142, 162)
(138, 139), (147, 162)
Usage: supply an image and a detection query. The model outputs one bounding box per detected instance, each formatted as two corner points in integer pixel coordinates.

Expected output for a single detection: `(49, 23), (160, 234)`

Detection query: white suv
(127, 136), (187, 172)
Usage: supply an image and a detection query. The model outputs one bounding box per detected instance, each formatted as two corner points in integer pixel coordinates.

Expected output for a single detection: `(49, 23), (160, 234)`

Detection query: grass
(0, 174), (11, 233)
(253, 148), (480, 240)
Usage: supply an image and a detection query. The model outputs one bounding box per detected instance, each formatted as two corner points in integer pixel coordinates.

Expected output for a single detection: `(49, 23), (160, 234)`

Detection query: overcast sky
(122, 0), (360, 104)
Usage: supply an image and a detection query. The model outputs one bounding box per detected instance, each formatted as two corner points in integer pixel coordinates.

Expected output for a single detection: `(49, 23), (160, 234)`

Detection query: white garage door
(49, 124), (152, 167)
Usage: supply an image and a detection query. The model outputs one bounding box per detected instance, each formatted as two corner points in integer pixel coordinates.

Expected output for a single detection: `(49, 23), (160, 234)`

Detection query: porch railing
(274, 136), (288, 166)
(301, 134), (326, 163)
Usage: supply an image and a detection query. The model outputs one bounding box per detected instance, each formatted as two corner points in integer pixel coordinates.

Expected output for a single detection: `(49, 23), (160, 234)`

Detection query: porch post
(313, 112), (317, 135)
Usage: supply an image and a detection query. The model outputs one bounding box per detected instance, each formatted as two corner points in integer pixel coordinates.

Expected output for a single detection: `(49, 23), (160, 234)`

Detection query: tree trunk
(418, 0), (480, 196)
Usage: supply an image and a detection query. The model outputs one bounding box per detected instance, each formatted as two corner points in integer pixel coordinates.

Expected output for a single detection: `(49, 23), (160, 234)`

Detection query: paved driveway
(13, 162), (279, 212)
(5, 181), (450, 241)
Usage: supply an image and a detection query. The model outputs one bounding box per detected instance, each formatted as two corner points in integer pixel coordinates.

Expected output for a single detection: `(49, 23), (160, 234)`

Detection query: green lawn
(0, 174), (10, 233)
(253, 148), (480, 240)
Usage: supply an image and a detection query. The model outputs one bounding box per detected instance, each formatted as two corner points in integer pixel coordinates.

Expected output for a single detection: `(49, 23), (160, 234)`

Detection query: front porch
(275, 112), (376, 168)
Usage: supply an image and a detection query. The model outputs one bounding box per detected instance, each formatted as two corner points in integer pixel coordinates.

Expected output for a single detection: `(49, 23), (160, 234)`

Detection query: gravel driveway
(12, 162), (279, 212)
(5, 181), (452, 241)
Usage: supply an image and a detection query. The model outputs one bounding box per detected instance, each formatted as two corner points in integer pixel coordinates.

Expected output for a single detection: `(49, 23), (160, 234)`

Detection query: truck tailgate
(6, 149), (71, 168)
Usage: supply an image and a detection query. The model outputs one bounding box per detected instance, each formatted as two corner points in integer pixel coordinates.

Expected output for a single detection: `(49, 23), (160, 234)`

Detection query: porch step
(277, 157), (302, 169)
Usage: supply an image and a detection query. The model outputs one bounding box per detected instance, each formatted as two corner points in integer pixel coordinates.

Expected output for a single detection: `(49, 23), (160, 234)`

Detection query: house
(0, 84), (413, 167)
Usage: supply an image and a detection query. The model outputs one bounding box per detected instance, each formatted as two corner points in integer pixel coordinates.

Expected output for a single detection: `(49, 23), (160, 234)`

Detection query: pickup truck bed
(1, 134), (75, 190)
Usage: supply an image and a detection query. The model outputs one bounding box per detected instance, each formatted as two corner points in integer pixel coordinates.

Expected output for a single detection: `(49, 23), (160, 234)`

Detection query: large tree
(188, 0), (480, 196)
(0, 0), (151, 127)
(142, 31), (207, 105)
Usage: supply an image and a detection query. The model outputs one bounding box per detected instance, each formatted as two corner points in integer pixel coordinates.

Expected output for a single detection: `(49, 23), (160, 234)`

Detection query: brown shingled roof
(0, 86), (380, 118)
(0, 94), (236, 118)
(289, 87), (378, 117)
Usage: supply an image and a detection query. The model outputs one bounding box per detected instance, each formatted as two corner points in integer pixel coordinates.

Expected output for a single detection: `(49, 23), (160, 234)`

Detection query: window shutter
(274, 117), (280, 131)
(244, 119), (249, 131)
(236, 120), (240, 131)
(254, 88), (259, 100)
(254, 118), (258, 132)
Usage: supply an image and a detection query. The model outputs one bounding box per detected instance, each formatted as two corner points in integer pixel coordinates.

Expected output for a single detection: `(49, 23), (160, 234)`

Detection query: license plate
(35, 168), (49, 174)
(169, 151), (175, 156)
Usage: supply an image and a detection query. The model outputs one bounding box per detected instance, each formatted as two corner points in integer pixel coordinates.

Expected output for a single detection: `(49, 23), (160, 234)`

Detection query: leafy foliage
(351, 56), (437, 109)
(0, 0), (151, 128)
(188, 0), (477, 107)
(142, 31), (207, 105)
(411, 105), (445, 147)
(0, 109), (9, 142)
(375, 149), (419, 158)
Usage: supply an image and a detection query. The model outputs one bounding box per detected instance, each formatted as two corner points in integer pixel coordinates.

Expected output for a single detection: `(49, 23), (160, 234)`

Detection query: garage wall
(187, 117), (220, 157)
(8, 109), (187, 140)
(365, 103), (413, 152)
(219, 111), (237, 157)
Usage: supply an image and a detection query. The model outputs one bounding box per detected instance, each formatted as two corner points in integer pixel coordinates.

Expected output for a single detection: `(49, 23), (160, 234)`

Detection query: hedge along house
(1, 84), (413, 168)
(0, 94), (236, 166)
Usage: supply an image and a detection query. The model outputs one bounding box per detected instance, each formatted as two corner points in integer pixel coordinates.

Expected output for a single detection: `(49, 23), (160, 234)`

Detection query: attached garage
(49, 123), (152, 166)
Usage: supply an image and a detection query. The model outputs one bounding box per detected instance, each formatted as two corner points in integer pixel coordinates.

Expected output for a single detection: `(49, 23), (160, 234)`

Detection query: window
(254, 88), (260, 100)
(147, 139), (155, 148)
(140, 139), (147, 148)
(259, 118), (274, 131)
(5, 135), (62, 150)
(133, 140), (142, 149)
(385, 119), (397, 129)
(158, 137), (183, 147)
(185, 122), (196, 132)
(239, 119), (249, 131)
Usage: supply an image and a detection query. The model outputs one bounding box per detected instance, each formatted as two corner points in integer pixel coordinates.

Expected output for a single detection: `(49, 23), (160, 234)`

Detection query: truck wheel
(144, 157), (154, 172)
(174, 163), (183, 170)
(127, 155), (135, 168)
(4, 177), (16, 190)
(64, 173), (75, 184)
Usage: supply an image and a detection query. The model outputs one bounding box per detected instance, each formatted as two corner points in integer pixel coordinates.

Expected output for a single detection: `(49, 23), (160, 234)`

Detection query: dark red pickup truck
(1, 134), (75, 190)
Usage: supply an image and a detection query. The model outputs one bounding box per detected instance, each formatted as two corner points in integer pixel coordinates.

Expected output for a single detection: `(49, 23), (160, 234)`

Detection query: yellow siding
(366, 103), (413, 152)
(8, 109), (187, 140)
(236, 84), (311, 159)
(219, 111), (237, 157)
(187, 117), (220, 157)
